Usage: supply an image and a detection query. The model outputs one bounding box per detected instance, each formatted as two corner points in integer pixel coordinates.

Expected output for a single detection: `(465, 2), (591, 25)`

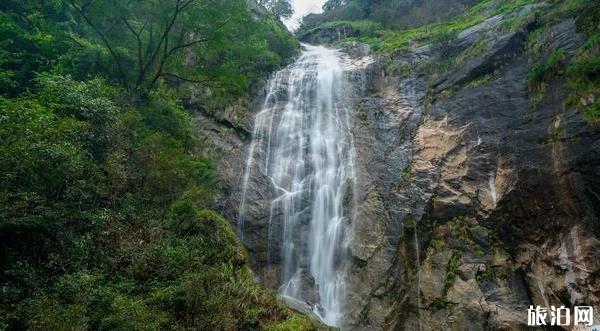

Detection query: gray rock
(211, 12), (600, 330)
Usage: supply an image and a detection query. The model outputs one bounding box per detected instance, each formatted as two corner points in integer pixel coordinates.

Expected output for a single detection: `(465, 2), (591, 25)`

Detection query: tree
(0, 0), (74, 95)
(323, 0), (345, 11)
(68, 0), (245, 95)
(259, 0), (293, 20)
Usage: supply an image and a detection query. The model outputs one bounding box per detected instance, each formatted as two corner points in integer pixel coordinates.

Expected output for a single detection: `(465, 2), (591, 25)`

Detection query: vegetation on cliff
(299, 0), (599, 123)
(0, 0), (317, 330)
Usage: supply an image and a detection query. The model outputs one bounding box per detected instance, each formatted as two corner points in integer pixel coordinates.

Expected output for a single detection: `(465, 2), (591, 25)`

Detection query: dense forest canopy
(0, 0), (298, 101)
(0, 0), (314, 330)
(302, 0), (482, 30)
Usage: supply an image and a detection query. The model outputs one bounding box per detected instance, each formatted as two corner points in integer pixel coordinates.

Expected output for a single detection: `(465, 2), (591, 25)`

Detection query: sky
(283, 0), (328, 30)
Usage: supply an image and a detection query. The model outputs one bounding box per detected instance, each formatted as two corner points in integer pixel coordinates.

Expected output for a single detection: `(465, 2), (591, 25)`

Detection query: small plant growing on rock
(443, 250), (463, 295)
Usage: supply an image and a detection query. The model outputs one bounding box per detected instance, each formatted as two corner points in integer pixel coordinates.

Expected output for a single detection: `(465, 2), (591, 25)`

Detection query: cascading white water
(238, 44), (354, 326)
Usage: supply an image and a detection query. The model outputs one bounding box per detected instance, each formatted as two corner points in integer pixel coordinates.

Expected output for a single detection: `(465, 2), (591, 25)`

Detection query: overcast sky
(283, 0), (328, 30)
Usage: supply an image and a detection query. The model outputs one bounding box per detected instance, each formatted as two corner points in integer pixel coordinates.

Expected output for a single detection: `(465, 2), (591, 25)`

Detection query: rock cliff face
(342, 14), (600, 330)
(194, 8), (600, 331)
(340, 14), (600, 330)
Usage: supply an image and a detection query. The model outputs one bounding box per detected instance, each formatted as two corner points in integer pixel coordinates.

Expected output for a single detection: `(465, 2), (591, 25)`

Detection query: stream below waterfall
(238, 44), (355, 326)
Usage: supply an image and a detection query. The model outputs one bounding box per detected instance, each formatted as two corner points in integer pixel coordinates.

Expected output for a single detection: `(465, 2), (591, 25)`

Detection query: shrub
(526, 48), (567, 91)
(566, 33), (600, 124)
(443, 250), (463, 294)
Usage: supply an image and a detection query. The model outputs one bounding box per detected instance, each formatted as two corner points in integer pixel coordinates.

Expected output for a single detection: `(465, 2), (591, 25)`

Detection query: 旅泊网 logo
(527, 305), (594, 326)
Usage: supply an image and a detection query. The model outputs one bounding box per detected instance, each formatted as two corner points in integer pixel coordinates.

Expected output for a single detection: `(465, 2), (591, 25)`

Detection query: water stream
(238, 44), (354, 326)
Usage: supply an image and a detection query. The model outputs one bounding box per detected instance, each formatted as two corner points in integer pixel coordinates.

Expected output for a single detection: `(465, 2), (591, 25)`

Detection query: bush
(526, 48), (567, 90)
(566, 33), (600, 124)
(0, 70), (303, 330)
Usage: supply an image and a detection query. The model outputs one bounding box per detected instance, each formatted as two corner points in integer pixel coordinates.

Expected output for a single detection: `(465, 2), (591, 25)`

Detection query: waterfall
(414, 228), (422, 331)
(238, 44), (354, 326)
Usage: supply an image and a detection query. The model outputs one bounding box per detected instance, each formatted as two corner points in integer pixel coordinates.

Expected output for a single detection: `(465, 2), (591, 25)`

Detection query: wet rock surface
(197, 14), (600, 331)
(341, 17), (600, 331)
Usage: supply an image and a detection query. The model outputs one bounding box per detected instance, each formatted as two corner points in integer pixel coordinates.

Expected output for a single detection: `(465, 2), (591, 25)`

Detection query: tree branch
(122, 17), (147, 90)
(161, 72), (211, 85)
(69, 0), (129, 89)
(138, 0), (182, 91)
(179, 0), (198, 11)
(166, 16), (232, 57)
(167, 37), (210, 55)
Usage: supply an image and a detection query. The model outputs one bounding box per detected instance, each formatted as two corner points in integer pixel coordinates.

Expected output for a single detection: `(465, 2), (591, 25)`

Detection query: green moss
(526, 26), (548, 61)
(383, 58), (411, 76)
(443, 250), (463, 294)
(475, 264), (509, 285)
(429, 297), (456, 312)
(403, 216), (416, 230)
(464, 74), (493, 89)
(499, 10), (538, 32)
(521, 0), (599, 123)
(523, 111), (536, 123)
(565, 32), (600, 124)
(529, 84), (547, 108)
(449, 216), (467, 236)
(402, 163), (413, 179)
(527, 48), (567, 89)
(431, 239), (445, 254)
(494, 0), (540, 13)
(472, 244), (486, 257)
(475, 267), (495, 284)
(414, 31), (492, 89)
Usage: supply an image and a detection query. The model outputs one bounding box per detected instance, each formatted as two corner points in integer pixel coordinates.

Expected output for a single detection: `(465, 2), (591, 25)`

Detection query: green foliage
(403, 216), (416, 230)
(301, 0), (550, 56)
(310, 0), (597, 127)
(320, 19), (383, 34)
(302, 0), (480, 32)
(443, 250), (462, 294)
(475, 266), (494, 284)
(27, 295), (89, 331)
(265, 314), (318, 331)
(521, 0), (599, 123)
(463, 73), (493, 89)
(0, 0), (304, 330)
(0, 1), (75, 95)
(0, 1), (302, 328)
(65, 0), (298, 104)
(522, 0), (599, 123)
(431, 239), (445, 254)
(566, 32), (600, 124)
(402, 163), (413, 180)
(260, 0), (294, 19)
(429, 297), (456, 311)
(0, 0), (298, 112)
(373, 0), (528, 54)
(0, 72), (310, 329)
(526, 48), (567, 90)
